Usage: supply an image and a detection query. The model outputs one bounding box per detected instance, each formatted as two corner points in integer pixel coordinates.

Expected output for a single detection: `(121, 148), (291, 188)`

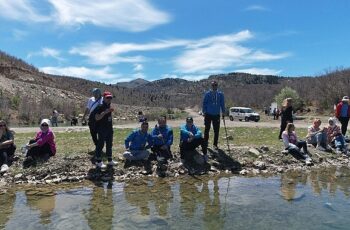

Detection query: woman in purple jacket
(23, 119), (56, 167)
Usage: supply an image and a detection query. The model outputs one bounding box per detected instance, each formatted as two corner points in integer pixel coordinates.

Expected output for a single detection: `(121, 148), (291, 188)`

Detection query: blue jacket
(180, 124), (202, 142)
(125, 129), (153, 150)
(151, 125), (173, 147)
(202, 90), (225, 115)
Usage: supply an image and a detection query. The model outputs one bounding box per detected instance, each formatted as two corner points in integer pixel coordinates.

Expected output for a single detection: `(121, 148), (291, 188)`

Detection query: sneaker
(179, 159), (185, 167)
(305, 159), (313, 166)
(335, 148), (342, 154)
(316, 145), (326, 151)
(0, 164), (9, 173)
(203, 155), (209, 163)
(107, 160), (117, 166)
(96, 162), (106, 169)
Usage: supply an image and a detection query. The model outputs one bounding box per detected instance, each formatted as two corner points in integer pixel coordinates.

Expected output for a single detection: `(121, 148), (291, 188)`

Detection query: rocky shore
(1, 145), (349, 187)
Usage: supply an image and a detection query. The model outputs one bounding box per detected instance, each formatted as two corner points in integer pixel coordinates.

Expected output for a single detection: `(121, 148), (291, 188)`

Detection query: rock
(260, 146), (269, 152)
(45, 180), (53, 184)
(14, 174), (23, 179)
(248, 148), (261, 157)
(254, 161), (266, 170)
(223, 135), (233, 140)
(239, 169), (248, 175)
(252, 169), (260, 175)
(277, 167), (284, 173)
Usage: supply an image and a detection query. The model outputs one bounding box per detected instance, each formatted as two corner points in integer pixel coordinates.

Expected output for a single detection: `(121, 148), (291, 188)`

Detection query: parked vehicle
(229, 107), (260, 122)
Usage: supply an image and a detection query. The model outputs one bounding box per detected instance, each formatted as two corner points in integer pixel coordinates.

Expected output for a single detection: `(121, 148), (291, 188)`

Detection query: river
(1, 167), (350, 229)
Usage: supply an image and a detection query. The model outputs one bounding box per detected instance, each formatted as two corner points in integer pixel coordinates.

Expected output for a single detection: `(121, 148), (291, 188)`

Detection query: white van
(229, 107), (260, 122)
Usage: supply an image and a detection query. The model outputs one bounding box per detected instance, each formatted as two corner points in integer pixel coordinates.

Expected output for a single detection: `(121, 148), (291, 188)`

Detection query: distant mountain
(116, 78), (150, 88)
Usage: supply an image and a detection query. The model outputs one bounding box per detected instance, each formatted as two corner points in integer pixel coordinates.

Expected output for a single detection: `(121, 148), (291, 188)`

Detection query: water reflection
(0, 189), (15, 229)
(86, 182), (114, 230)
(25, 189), (56, 225)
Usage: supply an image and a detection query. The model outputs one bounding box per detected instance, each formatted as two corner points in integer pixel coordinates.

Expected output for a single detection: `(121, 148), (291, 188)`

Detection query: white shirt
(86, 97), (103, 113)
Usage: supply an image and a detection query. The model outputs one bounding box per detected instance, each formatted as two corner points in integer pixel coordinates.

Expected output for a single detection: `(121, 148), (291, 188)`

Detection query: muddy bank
(1, 145), (350, 187)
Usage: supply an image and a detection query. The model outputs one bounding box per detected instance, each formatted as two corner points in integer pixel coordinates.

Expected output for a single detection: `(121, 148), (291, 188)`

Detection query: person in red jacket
(335, 96), (350, 136)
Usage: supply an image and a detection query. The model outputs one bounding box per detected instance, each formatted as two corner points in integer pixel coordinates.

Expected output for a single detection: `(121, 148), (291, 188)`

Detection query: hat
(342, 96), (349, 101)
(103, 91), (113, 98)
(186, 116), (193, 122)
(40, 119), (51, 126)
(92, 88), (101, 95)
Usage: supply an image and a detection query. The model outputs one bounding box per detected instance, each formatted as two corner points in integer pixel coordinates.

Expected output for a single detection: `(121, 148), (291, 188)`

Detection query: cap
(342, 96), (349, 101)
(40, 119), (51, 126)
(103, 91), (113, 98)
(186, 116), (193, 122)
(92, 88), (101, 95)
(211, 80), (218, 86)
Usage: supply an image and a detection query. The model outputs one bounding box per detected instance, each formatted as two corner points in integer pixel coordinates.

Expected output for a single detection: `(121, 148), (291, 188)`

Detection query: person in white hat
(335, 96), (350, 136)
(23, 119), (56, 167)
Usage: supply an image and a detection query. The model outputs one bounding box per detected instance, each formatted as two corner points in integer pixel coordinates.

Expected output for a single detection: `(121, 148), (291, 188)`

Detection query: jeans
(287, 141), (308, 160)
(95, 130), (113, 162)
(151, 145), (172, 160)
(204, 114), (220, 147)
(334, 135), (345, 149)
(123, 150), (149, 161)
(338, 117), (350, 136)
(26, 139), (52, 160)
(0, 144), (16, 166)
(180, 137), (207, 159)
(307, 132), (327, 147)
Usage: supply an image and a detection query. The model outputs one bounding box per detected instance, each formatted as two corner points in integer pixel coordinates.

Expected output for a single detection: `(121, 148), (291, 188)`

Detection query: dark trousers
(287, 141), (308, 160)
(279, 119), (289, 139)
(204, 114), (220, 147)
(338, 117), (350, 136)
(180, 137), (206, 159)
(26, 140), (52, 160)
(95, 130), (113, 162)
(0, 144), (16, 166)
(151, 145), (172, 159)
(88, 122), (98, 146)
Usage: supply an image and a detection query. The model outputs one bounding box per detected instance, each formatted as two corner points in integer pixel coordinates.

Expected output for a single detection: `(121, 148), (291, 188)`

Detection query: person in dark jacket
(151, 116), (173, 161)
(92, 91), (117, 169)
(335, 96), (350, 136)
(0, 120), (16, 173)
(180, 117), (207, 162)
(278, 98), (293, 140)
(202, 80), (225, 149)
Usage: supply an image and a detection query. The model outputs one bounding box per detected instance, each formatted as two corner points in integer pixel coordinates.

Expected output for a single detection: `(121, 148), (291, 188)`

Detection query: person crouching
(23, 119), (56, 167)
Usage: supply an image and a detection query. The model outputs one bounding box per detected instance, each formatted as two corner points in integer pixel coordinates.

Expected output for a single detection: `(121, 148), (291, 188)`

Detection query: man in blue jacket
(151, 116), (173, 161)
(180, 117), (207, 162)
(123, 121), (153, 162)
(202, 80), (225, 150)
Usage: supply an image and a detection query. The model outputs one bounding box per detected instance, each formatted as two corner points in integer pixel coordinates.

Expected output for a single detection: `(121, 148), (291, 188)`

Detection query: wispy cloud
(161, 73), (208, 81)
(0, 0), (170, 32)
(235, 67), (282, 75)
(27, 47), (65, 61)
(40, 66), (121, 82)
(12, 29), (28, 41)
(244, 5), (270, 12)
(0, 0), (51, 22)
(133, 64), (144, 72)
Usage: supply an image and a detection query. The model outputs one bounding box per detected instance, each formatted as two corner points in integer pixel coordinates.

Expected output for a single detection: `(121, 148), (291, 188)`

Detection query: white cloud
(160, 73), (208, 81)
(133, 64), (144, 72)
(244, 5), (270, 12)
(0, 0), (51, 22)
(27, 47), (64, 61)
(235, 68), (282, 75)
(40, 66), (121, 82)
(12, 29), (28, 41)
(0, 0), (170, 31)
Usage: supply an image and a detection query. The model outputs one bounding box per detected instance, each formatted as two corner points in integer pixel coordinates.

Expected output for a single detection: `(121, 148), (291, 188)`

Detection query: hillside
(1, 50), (350, 124)
(116, 78), (149, 88)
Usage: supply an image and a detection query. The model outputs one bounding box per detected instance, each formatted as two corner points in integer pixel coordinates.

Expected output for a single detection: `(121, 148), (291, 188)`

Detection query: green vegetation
(275, 86), (303, 109)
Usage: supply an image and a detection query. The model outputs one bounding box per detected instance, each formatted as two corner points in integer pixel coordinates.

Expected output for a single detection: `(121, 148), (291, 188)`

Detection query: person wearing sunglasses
(92, 91), (117, 169)
(23, 119), (56, 167)
(0, 120), (16, 173)
(202, 80), (225, 150)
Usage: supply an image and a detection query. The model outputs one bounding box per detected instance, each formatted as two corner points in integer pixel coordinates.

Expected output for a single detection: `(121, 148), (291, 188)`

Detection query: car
(229, 107), (260, 122)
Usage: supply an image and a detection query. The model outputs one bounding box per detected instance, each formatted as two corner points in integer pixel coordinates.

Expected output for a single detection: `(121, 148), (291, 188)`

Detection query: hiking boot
(107, 160), (118, 166)
(316, 145), (326, 151)
(96, 162), (106, 169)
(305, 158), (313, 166)
(0, 164), (9, 173)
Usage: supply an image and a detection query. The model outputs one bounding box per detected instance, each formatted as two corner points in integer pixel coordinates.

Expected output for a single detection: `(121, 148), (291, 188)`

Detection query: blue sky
(0, 0), (349, 83)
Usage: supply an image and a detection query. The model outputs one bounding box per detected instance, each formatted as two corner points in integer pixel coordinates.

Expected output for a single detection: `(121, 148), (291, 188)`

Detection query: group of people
(279, 96), (350, 165)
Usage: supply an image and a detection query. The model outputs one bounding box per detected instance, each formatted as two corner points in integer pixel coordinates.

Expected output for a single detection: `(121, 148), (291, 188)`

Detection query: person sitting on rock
(327, 117), (347, 154)
(282, 123), (312, 165)
(180, 117), (207, 163)
(150, 115), (173, 162)
(123, 121), (153, 163)
(0, 120), (16, 173)
(306, 118), (328, 151)
(23, 119), (56, 167)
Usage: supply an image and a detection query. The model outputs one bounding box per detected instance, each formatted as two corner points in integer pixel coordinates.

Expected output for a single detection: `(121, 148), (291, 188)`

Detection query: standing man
(92, 91), (117, 169)
(82, 88), (103, 148)
(202, 80), (225, 150)
(335, 96), (350, 136)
